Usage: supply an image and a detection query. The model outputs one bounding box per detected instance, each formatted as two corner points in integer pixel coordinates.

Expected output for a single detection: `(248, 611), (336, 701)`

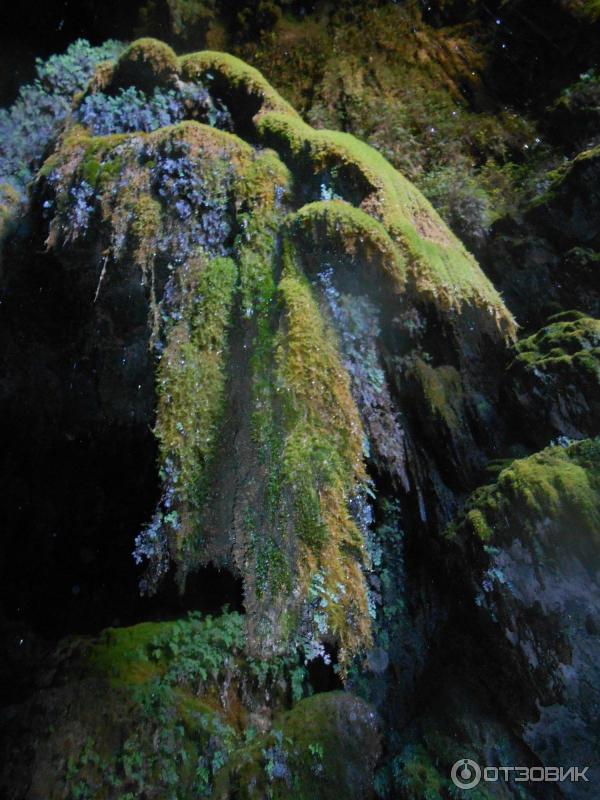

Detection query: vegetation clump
(506, 311), (600, 443)
(34, 37), (519, 671)
(512, 310), (600, 375)
(448, 438), (600, 548)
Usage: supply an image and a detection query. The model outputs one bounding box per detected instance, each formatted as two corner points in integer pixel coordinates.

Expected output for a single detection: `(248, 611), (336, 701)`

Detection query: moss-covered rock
(112, 38), (180, 92)
(450, 438), (600, 547)
(482, 144), (600, 329)
(447, 439), (600, 779)
(506, 311), (600, 445)
(549, 68), (600, 152)
(215, 692), (380, 800)
(0, 612), (379, 799)
(30, 39), (518, 668)
(5, 11), (600, 800)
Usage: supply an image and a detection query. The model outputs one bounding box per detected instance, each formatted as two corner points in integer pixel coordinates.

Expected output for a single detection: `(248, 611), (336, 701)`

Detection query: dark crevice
(0, 213), (245, 642)
(307, 643), (344, 693)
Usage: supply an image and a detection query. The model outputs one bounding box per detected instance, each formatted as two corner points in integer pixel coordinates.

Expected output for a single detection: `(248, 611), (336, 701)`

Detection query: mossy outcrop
(30, 38), (516, 670)
(0, 611), (380, 799)
(506, 311), (600, 446)
(447, 439), (600, 783)
(483, 146), (600, 329)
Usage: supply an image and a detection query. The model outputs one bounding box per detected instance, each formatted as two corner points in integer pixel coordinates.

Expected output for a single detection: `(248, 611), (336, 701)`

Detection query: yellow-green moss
(179, 49), (299, 119)
(87, 620), (174, 686)
(275, 246), (371, 663)
(512, 311), (600, 376)
(113, 37), (180, 90)
(287, 200), (406, 291)
(64, 39), (515, 341)
(449, 438), (600, 544)
(412, 358), (464, 431)
(37, 40), (516, 666)
(156, 255), (238, 576)
(256, 110), (515, 335)
(174, 44), (512, 333)
(233, 147), (291, 316)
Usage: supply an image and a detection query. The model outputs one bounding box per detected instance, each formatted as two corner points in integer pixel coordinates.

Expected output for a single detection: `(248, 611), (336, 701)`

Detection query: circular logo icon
(451, 759), (482, 790)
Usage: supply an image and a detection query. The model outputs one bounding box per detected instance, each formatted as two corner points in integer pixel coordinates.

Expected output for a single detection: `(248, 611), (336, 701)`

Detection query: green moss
(393, 744), (446, 799)
(113, 37), (179, 91)
(256, 111), (514, 333)
(172, 45), (512, 334)
(214, 692), (380, 800)
(512, 311), (600, 371)
(449, 439), (600, 546)
(275, 246), (371, 663)
(411, 358), (464, 431)
(179, 49), (299, 119)
(529, 143), (600, 212)
(131, 194), (162, 256)
(38, 39), (516, 665)
(233, 148), (290, 317)
(87, 620), (174, 686)
(156, 255), (237, 577)
(80, 146), (124, 189)
(287, 200), (406, 291)
(68, 611), (299, 798)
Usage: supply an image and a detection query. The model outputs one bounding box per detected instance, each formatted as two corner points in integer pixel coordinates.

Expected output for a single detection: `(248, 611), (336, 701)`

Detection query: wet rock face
(448, 439), (600, 796)
(483, 148), (600, 331)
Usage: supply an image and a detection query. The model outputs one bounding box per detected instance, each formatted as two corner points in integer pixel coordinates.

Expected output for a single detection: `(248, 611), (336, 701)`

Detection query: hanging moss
(179, 49), (299, 119)
(156, 255), (237, 578)
(287, 200), (406, 292)
(275, 246), (371, 664)
(57, 39), (516, 343)
(255, 112), (515, 335)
